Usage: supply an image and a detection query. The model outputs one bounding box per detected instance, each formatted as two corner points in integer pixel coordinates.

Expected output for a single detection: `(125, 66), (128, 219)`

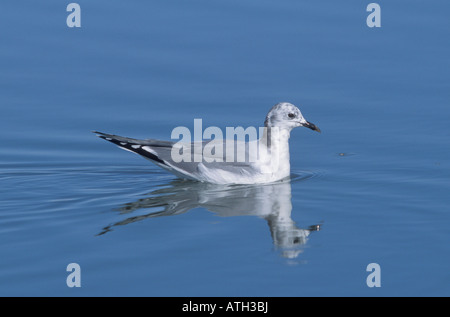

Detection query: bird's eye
(288, 113), (295, 119)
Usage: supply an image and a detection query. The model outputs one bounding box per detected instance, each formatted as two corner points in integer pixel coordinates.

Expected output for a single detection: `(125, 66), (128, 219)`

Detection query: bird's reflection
(99, 176), (321, 259)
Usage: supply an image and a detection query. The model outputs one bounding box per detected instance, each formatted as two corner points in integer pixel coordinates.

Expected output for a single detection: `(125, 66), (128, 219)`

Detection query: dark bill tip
(304, 121), (321, 133)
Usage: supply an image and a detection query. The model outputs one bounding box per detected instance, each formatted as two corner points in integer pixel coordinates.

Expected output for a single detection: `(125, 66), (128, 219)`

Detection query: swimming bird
(94, 102), (320, 184)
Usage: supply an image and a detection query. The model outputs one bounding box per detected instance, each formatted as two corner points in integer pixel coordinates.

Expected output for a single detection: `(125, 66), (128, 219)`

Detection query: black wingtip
(92, 130), (103, 137)
(92, 131), (113, 140)
(93, 131), (168, 166)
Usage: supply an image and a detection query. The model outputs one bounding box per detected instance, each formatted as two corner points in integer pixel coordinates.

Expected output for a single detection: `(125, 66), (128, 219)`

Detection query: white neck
(259, 127), (291, 179)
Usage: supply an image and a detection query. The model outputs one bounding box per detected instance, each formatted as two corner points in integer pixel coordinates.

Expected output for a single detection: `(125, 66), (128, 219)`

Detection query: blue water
(1, 0), (449, 296)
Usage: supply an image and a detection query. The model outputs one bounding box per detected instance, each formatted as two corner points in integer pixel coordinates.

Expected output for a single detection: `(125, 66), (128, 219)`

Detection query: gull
(93, 102), (320, 184)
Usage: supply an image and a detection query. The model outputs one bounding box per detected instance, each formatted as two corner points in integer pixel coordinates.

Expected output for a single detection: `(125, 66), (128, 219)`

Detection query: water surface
(0, 0), (449, 296)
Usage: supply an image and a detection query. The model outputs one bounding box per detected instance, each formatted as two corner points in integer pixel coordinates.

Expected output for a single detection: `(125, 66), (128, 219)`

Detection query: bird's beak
(302, 121), (321, 133)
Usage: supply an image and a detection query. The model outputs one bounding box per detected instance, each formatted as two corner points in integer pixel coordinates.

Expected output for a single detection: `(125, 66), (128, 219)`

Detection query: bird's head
(264, 102), (320, 132)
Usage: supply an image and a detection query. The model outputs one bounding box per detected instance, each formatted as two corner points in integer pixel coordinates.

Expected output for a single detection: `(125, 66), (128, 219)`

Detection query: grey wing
(162, 138), (261, 178)
(94, 131), (201, 179)
(94, 131), (259, 180)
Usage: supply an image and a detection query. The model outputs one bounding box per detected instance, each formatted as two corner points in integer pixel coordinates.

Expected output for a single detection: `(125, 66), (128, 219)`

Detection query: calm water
(1, 0), (449, 296)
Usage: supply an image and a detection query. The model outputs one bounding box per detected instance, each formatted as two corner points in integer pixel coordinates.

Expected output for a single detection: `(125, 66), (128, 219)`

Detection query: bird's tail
(93, 131), (167, 165)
